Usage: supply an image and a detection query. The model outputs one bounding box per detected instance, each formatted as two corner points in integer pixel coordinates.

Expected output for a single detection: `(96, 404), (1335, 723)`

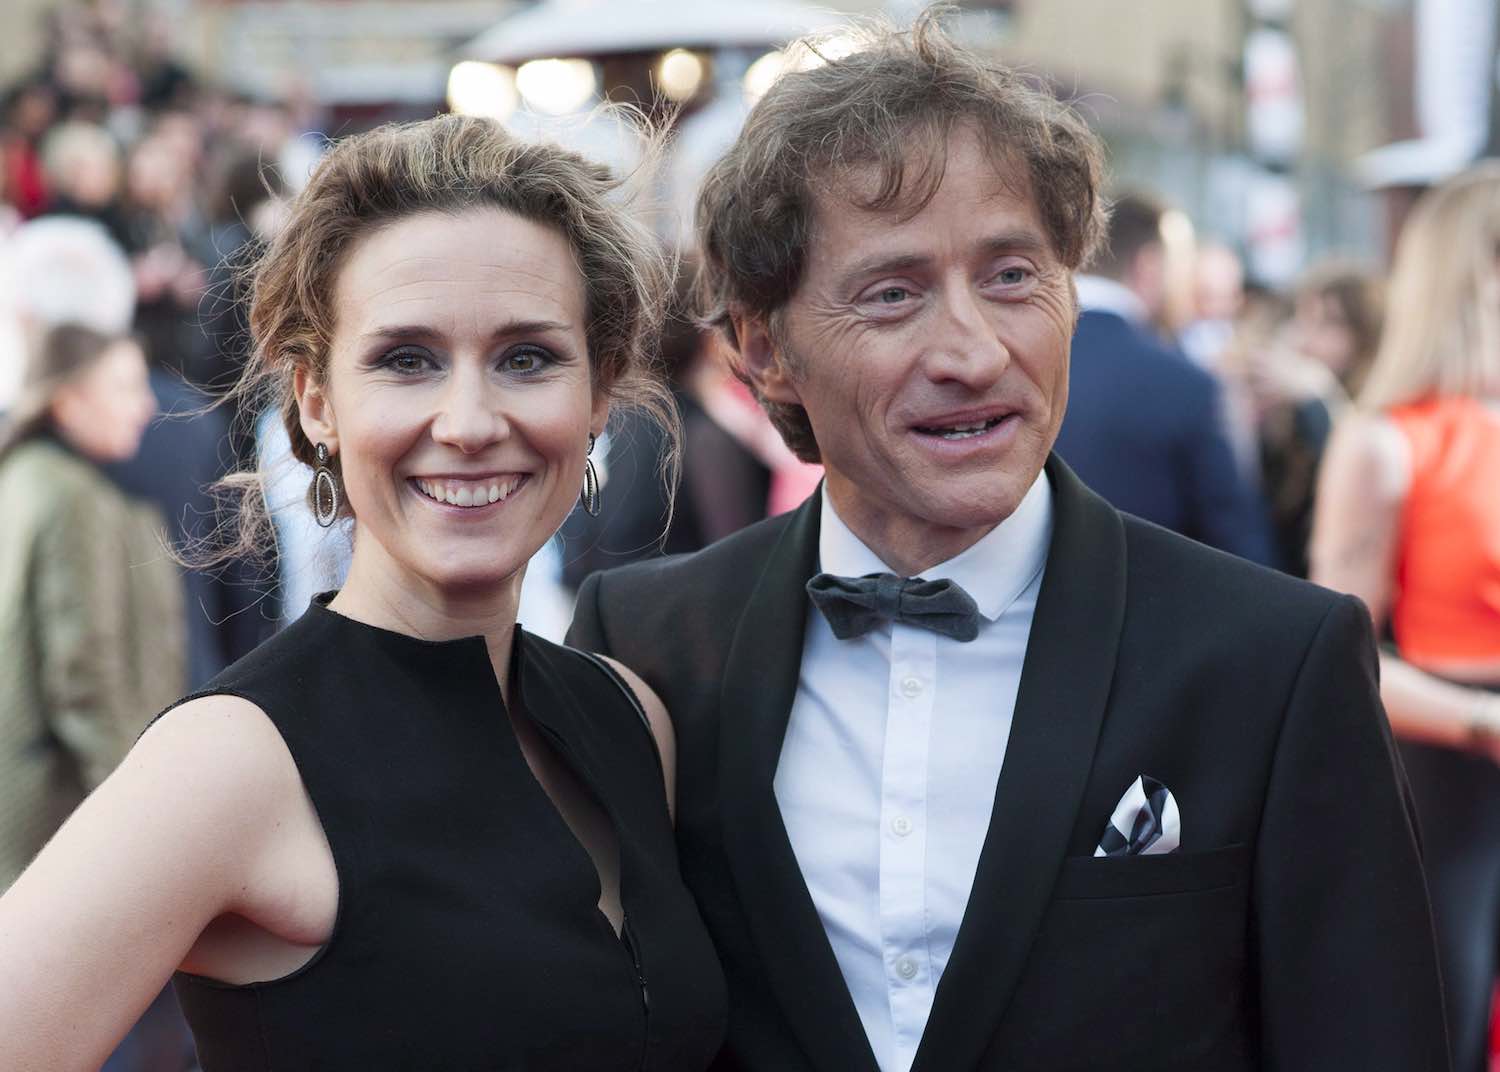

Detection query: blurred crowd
(0, 0), (328, 675)
(1054, 190), (1386, 582)
(2, 3), (1500, 1071)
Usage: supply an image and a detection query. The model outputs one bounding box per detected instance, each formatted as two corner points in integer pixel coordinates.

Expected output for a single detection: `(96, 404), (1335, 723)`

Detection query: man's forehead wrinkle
(813, 148), (1027, 241)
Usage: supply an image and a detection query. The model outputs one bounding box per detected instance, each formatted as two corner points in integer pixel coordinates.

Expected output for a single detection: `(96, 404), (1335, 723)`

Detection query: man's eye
(995, 267), (1030, 285)
(876, 287), (910, 304)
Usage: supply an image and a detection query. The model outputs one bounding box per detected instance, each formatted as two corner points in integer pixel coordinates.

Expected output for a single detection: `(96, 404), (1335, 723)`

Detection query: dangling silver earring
(313, 442), (340, 528)
(580, 433), (601, 517)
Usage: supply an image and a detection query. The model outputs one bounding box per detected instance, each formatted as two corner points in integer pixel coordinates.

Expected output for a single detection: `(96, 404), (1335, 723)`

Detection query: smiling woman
(0, 115), (726, 1071)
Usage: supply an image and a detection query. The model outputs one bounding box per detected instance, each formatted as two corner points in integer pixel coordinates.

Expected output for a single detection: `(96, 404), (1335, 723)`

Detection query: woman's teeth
(414, 476), (524, 507)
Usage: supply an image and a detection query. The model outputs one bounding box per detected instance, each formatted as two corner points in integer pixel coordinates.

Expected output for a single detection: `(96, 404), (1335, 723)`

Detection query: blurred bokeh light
(446, 61), (519, 121)
(515, 57), (599, 115)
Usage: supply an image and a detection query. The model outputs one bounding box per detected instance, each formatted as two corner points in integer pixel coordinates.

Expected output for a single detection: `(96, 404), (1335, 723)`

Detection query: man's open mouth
(913, 415), (1007, 440)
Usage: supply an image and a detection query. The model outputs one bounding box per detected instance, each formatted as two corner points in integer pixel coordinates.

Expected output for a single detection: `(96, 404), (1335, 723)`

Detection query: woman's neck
(331, 541), (526, 699)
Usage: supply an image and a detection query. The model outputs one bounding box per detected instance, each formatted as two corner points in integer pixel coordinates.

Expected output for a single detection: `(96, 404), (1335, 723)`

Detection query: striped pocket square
(1094, 775), (1181, 857)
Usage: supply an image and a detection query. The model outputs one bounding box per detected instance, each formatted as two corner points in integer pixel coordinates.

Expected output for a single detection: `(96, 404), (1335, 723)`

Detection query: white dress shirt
(773, 474), (1053, 1072)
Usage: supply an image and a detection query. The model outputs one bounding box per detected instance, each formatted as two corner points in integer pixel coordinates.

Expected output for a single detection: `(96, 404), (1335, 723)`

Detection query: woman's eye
(383, 349), (432, 375)
(504, 347), (552, 373)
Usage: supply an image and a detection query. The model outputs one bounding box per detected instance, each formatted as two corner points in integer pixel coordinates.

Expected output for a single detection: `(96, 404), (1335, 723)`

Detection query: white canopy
(462, 0), (845, 64)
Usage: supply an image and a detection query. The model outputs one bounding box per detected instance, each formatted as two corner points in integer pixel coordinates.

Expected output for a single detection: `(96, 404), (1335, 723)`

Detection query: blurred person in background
(0, 322), (182, 893)
(1179, 239), (1245, 374)
(133, 9), (197, 114)
(191, 146), (286, 395)
(562, 261), (773, 586)
(1055, 191), (1275, 564)
(676, 328), (776, 543)
(0, 215), (136, 413)
(1, 80), (57, 220)
(1179, 240), (1261, 484)
(37, 118), (128, 246)
(119, 115), (208, 387)
(1311, 164), (1500, 1072)
(1247, 262), (1383, 577)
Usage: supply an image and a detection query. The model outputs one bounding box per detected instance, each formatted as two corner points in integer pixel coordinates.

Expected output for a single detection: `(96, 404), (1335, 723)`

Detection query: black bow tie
(806, 572), (982, 642)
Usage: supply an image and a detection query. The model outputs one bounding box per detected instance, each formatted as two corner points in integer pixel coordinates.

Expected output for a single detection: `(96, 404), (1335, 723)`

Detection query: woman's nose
(431, 381), (508, 453)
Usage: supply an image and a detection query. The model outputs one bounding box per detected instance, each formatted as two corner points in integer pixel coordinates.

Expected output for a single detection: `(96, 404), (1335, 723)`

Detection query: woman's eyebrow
(357, 318), (575, 344)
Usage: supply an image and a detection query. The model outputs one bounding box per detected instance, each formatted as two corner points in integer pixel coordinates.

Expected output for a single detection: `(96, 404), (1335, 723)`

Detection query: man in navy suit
(1055, 193), (1275, 564)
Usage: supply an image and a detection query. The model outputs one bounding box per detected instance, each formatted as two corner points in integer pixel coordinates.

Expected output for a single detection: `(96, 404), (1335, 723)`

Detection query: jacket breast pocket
(1051, 842), (1250, 900)
(996, 844), (1256, 1069)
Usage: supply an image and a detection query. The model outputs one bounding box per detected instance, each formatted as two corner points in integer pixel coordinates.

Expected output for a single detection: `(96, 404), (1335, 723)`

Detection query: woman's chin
(420, 563), (528, 600)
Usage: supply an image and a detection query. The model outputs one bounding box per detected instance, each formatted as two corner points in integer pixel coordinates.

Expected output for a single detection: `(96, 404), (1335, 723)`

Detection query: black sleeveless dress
(166, 596), (727, 1070)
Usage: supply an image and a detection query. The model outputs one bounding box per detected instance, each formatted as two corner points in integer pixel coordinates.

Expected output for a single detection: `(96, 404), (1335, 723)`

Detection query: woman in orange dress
(1312, 164), (1500, 1072)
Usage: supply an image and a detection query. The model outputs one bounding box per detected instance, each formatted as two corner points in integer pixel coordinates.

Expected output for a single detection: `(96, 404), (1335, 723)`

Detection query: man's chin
(922, 466), (1040, 521)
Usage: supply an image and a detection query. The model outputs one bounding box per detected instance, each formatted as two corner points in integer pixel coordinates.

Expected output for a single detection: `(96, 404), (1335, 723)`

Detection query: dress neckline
(305, 590), (531, 706)
(307, 589), (527, 654)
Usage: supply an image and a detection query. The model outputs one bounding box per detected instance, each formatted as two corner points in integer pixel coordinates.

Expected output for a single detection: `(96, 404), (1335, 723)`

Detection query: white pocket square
(1094, 775), (1181, 857)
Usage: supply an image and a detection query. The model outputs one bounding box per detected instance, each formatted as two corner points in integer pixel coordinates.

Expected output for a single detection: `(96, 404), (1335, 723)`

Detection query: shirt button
(899, 675), (923, 698)
(895, 956), (918, 981)
(890, 815), (913, 837)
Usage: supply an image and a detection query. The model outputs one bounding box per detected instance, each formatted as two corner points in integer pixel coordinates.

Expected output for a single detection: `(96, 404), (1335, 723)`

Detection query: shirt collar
(1075, 274), (1147, 324)
(817, 471), (1053, 623)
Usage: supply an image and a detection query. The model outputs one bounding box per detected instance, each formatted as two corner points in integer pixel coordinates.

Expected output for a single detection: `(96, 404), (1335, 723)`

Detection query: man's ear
(293, 364), (338, 453)
(732, 314), (801, 406)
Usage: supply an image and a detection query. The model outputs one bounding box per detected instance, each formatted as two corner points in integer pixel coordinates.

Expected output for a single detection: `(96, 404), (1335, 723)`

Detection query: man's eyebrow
(357, 319), (574, 343)
(836, 230), (1054, 287)
(974, 229), (1052, 256)
(836, 252), (931, 289)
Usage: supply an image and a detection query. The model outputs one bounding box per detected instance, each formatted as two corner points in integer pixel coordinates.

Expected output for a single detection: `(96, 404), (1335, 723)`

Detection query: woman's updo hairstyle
(215, 113), (676, 561)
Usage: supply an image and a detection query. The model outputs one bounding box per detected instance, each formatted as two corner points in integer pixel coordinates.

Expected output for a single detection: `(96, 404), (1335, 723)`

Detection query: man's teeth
(414, 476), (524, 507)
(918, 417), (1003, 439)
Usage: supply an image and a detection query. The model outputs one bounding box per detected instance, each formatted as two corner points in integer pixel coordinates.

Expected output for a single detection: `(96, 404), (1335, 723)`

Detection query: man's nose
(431, 375), (508, 453)
(924, 286), (1009, 388)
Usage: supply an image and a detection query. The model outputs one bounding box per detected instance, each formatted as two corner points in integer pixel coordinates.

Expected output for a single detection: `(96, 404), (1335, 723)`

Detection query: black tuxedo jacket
(567, 455), (1448, 1071)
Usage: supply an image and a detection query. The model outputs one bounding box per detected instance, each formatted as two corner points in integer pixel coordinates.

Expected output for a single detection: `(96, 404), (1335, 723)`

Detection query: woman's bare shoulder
(1324, 411), (1411, 503)
(132, 694), (306, 836)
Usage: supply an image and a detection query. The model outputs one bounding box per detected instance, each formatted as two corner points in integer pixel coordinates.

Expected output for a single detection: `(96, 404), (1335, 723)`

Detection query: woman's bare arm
(0, 696), (307, 1069)
(1310, 415), (1500, 757)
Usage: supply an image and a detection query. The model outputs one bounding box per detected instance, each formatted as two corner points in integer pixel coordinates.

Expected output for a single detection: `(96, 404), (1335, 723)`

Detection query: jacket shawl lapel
(911, 454), (1128, 1072)
(717, 491), (882, 1072)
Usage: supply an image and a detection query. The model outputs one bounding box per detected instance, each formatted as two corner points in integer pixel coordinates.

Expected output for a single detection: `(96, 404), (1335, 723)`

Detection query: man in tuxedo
(568, 14), (1446, 1071)
(1054, 192), (1275, 565)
